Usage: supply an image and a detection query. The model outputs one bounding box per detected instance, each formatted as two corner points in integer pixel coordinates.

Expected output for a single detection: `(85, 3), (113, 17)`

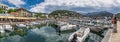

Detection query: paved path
(110, 21), (120, 42)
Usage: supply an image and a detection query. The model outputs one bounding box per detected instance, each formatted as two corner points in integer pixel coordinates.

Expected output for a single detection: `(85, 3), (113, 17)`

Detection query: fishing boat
(68, 28), (90, 42)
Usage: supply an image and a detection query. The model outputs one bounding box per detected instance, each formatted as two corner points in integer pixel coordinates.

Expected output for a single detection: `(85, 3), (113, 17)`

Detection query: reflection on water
(1, 26), (105, 42)
(1, 26), (74, 42)
(87, 33), (103, 42)
(2, 35), (25, 42)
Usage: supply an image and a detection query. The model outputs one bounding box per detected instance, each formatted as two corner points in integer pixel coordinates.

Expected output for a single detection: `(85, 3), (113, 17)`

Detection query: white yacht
(60, 24), (76, 31)
(3, 24), (13, 31)
(57, 21), (68, 26)
(29, 22), (40, 25)
(16, 24), (26, 27)
(68, 28), (90, 42)
(0, 25), (5, 33)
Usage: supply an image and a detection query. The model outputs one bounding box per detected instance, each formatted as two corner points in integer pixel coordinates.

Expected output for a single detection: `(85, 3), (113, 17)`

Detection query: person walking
(112, 15), (117, 33)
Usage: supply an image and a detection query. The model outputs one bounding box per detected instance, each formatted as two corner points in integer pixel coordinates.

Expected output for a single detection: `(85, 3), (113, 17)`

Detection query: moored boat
(3, 24), (13, 32)
(0, 25), (5, 33)
(68, 28), (90, 42)
(60, 24), (77, 31)
(16, 24), (26, 27)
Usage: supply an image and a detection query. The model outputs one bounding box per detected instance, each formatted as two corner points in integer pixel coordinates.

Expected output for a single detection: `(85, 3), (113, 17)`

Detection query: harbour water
(1, 26), (74, 42)
(0, 25), (106, 42)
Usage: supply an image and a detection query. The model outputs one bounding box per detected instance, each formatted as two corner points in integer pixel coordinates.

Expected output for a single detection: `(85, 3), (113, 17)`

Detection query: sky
(1, 0), (120, 14)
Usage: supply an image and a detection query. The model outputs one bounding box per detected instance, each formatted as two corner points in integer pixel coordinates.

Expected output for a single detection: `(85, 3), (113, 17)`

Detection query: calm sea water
(1, 26), (104, 42)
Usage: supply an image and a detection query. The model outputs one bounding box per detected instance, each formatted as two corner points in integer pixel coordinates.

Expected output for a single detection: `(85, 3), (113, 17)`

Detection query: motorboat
(16, 24), (26, 27)
(60, 24), (77, 31)
(57, 21), (68, 26)
(29, 22), (40, 25)
(3, 24), (13, 31)
(68, 28), (90, 42)
(0, 25), (5, 33)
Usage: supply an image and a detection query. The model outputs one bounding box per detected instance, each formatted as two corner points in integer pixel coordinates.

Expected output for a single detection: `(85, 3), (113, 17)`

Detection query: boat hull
(68, 28), (90, 42)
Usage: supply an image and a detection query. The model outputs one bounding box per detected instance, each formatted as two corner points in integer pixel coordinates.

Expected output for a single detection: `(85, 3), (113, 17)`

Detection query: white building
(0, 3), (8, 13)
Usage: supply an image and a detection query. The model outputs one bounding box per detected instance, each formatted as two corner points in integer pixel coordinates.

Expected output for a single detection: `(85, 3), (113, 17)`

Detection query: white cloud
(7, 0), (25, 7)
(30, 0), (120, 13)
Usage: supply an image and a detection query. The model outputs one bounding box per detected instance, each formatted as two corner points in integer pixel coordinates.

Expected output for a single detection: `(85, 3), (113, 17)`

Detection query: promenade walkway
(110, 21), (120, 42)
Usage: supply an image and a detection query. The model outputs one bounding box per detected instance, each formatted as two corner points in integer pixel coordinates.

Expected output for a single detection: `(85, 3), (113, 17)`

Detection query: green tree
(116, 13), (120, 19)
(48, 10), (82, 18)
(34, 13), (47, 18)
(7, 9), (17, 13)
(34, 13), (42, 17)
(0, 7), (3, 13)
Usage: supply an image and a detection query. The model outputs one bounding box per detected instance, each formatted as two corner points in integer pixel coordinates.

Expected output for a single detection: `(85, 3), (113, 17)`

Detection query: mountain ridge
(48, 10), (83, 18)
(85, 11), (113, 17)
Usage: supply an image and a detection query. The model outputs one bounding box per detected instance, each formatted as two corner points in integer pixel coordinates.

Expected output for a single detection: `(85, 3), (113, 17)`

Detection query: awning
(0, 16), (36, 20)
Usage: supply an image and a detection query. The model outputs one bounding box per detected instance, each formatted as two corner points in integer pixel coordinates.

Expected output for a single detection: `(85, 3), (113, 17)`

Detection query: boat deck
(110, 21), (120, 42)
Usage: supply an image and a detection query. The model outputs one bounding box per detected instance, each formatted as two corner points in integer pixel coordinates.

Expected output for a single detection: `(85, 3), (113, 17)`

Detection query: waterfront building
(0, 3), (8, 14)
(0, 13), (36, 23)
(9, 8), (33, 17)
